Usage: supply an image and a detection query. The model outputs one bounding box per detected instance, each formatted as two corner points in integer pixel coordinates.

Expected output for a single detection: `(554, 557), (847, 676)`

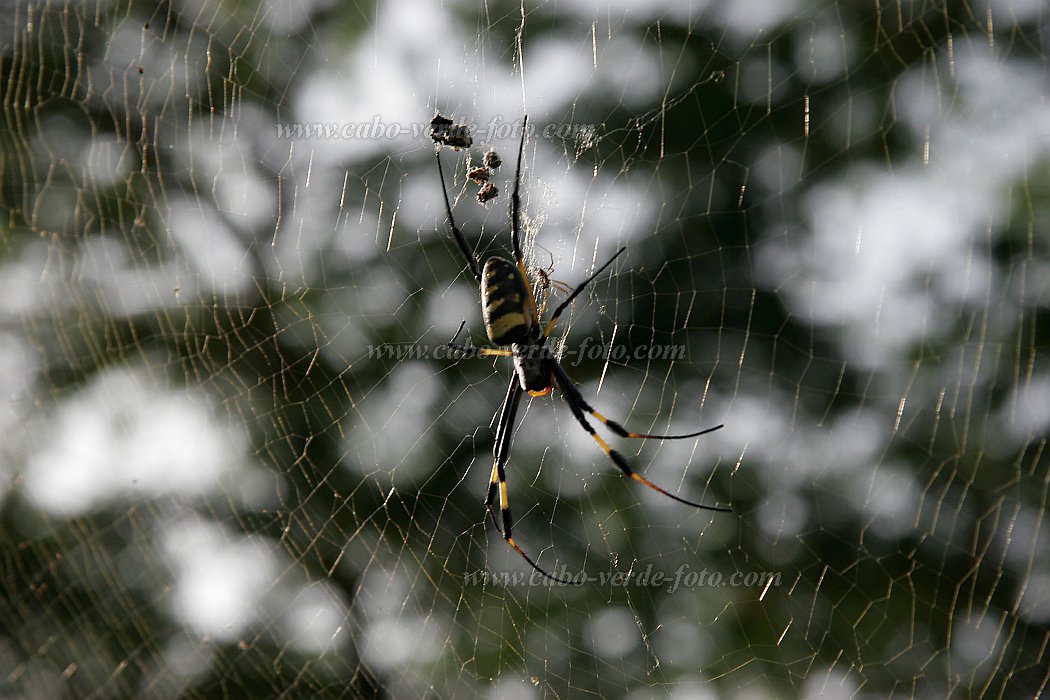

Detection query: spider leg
(448, 345), (513, 358)
(542, 247), (627, 339)
(548, 360), (724, 440)
(538, 251), (723, 441)
(444, 321), (513, 357)
(510, 115), (528, 265)
(485, 373), (581, 585)
(435, 148), (482, 283)
(549, 361), (732, 513)
(447, 319), (468, 345)
(507, 116), (542, 326)
(485, 375), (522, 532)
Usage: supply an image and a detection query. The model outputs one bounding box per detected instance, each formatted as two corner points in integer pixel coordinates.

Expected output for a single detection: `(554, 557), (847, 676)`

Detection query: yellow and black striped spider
(435, 115), (731, 584)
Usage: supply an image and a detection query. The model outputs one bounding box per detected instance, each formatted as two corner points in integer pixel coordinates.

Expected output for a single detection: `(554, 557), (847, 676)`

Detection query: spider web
(2, 0), (1049, 697)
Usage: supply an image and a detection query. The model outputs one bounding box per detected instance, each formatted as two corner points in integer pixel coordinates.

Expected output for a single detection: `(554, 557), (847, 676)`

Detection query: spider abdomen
(482, 257), (536, 345)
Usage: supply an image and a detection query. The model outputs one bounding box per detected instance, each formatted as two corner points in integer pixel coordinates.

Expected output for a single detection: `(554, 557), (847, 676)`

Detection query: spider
(533, 246), (573, 314)
(435, 115), (731, 585)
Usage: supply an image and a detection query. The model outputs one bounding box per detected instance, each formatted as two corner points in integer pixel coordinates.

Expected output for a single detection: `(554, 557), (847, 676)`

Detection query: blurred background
(1, 0), (1049, 697)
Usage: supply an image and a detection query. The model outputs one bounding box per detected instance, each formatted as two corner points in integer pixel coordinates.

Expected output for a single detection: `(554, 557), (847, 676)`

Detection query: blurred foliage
(2, 0), (1049, 698)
